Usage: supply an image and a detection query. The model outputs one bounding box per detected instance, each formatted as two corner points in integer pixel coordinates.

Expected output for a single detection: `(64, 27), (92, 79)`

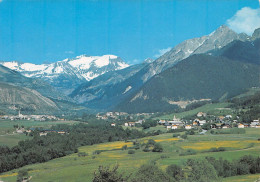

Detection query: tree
(93, 165), (130, 182)
(147, 139), (156, 146)
(132, 164), (173, 182)
(152, 143), (163, 152)
(166, 164), (184, 181)
(185, 159), (219, 182)
(16, 169), (28, 182)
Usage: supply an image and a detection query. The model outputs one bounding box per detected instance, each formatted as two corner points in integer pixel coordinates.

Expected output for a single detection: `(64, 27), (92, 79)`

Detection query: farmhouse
(168, 115), (183, 126)
(128, 122), (135, 127)
(185, 125), (192, 130)
(199, 120), (207, 126)
(158, 120), (166, 125)
(197, 112), (207, 117)
(166, 126), (172, 130)
(222, 124), (231, 129)
(172, 125), (178, 130)
(238, 123), (245, 128)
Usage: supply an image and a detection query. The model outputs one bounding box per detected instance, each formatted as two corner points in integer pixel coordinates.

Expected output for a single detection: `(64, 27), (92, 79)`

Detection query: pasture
(156, 102), (231, 119)
(0, 120), (79, 146)
(0, 128), (260, 182)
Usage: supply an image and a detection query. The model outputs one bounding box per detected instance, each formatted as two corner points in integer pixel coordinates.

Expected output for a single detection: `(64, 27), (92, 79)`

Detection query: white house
(238, 123), (245, 128)
(172, 125), (178, 130)
(197, 112), (207, 117)
(169, 115), (183, 126)
(199, 120), (207, 126)
(185, 125), (192, 130)
(166, 126), (172, 130)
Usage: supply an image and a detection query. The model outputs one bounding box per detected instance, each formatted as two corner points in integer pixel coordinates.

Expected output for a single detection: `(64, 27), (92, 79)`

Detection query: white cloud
(154, 47), (171, 58)
(130, 59), (140, 64)
(0, 0), (3, 2)
(226, 7), (260, 35)
(65, 51), (74, 54)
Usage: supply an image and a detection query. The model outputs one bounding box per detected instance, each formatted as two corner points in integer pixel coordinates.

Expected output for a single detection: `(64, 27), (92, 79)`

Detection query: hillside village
(117, 112), (260, 131)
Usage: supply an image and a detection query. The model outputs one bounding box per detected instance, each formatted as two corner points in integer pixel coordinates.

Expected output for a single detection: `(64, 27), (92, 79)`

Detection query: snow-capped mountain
(142, 25), (250, 82)
(0, 55), (129, 95)
(71, 25), (254, 111)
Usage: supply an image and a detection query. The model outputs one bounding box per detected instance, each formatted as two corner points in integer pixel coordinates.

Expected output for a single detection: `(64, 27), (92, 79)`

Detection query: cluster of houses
(96, 112), (154, 120)
(20, 128), (67, 136)
(123, 120), (144, 127)
(0, 111), (59, 121)
(96, 112), (128, 120)
(159, 113), (260, 131)
(158, 115), (194, 130)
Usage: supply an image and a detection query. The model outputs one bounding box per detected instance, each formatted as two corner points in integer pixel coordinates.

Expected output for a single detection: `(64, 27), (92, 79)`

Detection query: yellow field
(79, 141), (133, 154)
(0, 173), (18, 178)
(181, 140), (260, 150)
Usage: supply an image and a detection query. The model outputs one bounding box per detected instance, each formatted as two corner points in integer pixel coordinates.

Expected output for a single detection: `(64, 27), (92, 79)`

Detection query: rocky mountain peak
(252, 28), (260, 40)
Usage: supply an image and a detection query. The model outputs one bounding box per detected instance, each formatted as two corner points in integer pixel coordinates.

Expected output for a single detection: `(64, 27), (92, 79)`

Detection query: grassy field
(0, 120), (79, 147)
(223, 174), (260, 182)
(0, 128), (260, 182)
(156, 102), (231, 119)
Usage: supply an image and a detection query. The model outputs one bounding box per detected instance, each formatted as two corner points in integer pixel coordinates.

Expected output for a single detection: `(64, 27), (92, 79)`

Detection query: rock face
(0, 65), (89, 115)
(252, 28), (260, 40)
(0, 55), (129, 95)
(0, 82), (60, 114)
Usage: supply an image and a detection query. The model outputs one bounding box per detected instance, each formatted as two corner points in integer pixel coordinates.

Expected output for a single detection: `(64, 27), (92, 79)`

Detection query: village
(108, 111), (260, 131)
(0, 110), (60, 121)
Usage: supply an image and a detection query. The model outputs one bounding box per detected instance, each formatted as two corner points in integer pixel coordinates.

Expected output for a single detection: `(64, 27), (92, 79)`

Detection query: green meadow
(0, 120), (79, 147)
(156, 102), (231, 119)
(0, 128), (260, 182)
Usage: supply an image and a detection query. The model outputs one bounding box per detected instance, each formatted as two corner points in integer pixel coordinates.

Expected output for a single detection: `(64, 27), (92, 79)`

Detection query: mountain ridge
(0, 54), (129, 95)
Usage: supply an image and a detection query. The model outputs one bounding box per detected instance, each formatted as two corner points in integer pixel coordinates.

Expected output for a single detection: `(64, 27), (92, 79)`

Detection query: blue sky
(0, 0), (259, 64)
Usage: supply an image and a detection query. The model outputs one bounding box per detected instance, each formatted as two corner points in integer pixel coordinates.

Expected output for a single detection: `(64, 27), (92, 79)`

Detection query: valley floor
(0, 128), (260, 182)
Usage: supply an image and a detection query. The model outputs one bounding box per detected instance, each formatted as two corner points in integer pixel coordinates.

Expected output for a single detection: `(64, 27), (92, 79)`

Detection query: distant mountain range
(70, 59), (153, 109)
(71, 26), (259, 111)
(1, 26), (259, 114)
(0, 55), (129, 95)
(0, 65), (89, 115)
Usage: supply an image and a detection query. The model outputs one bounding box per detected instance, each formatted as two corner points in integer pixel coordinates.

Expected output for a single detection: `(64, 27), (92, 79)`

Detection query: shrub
(93, 165), (130, 182)
(93, 150), (103, 155)
(186, 159), (219, 182)
(143, 146), (150, 152)
(166, 164), (184, 181)
(160, 154), (170, 159)
(180, 134), (187, 139)
(78, 152), (88, 157)
(152, 143), (163, 152)
(128, 150), (135, 154)
(172, 133), (180, 137)
(179, 149), (197, 156)
(132, 164), (171, 182)
(147, 139), (156, 145)
(121, 145), (127, 150)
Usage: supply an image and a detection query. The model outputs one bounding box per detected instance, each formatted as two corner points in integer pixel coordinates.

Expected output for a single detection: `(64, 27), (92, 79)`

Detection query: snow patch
(21, 63), (47, 71)
(123, 86), (132, 94)
(2, 62), (19, 70)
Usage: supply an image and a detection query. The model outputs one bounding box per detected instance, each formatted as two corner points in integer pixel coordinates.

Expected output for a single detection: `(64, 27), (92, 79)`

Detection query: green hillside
(116, 54), (260, 113)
